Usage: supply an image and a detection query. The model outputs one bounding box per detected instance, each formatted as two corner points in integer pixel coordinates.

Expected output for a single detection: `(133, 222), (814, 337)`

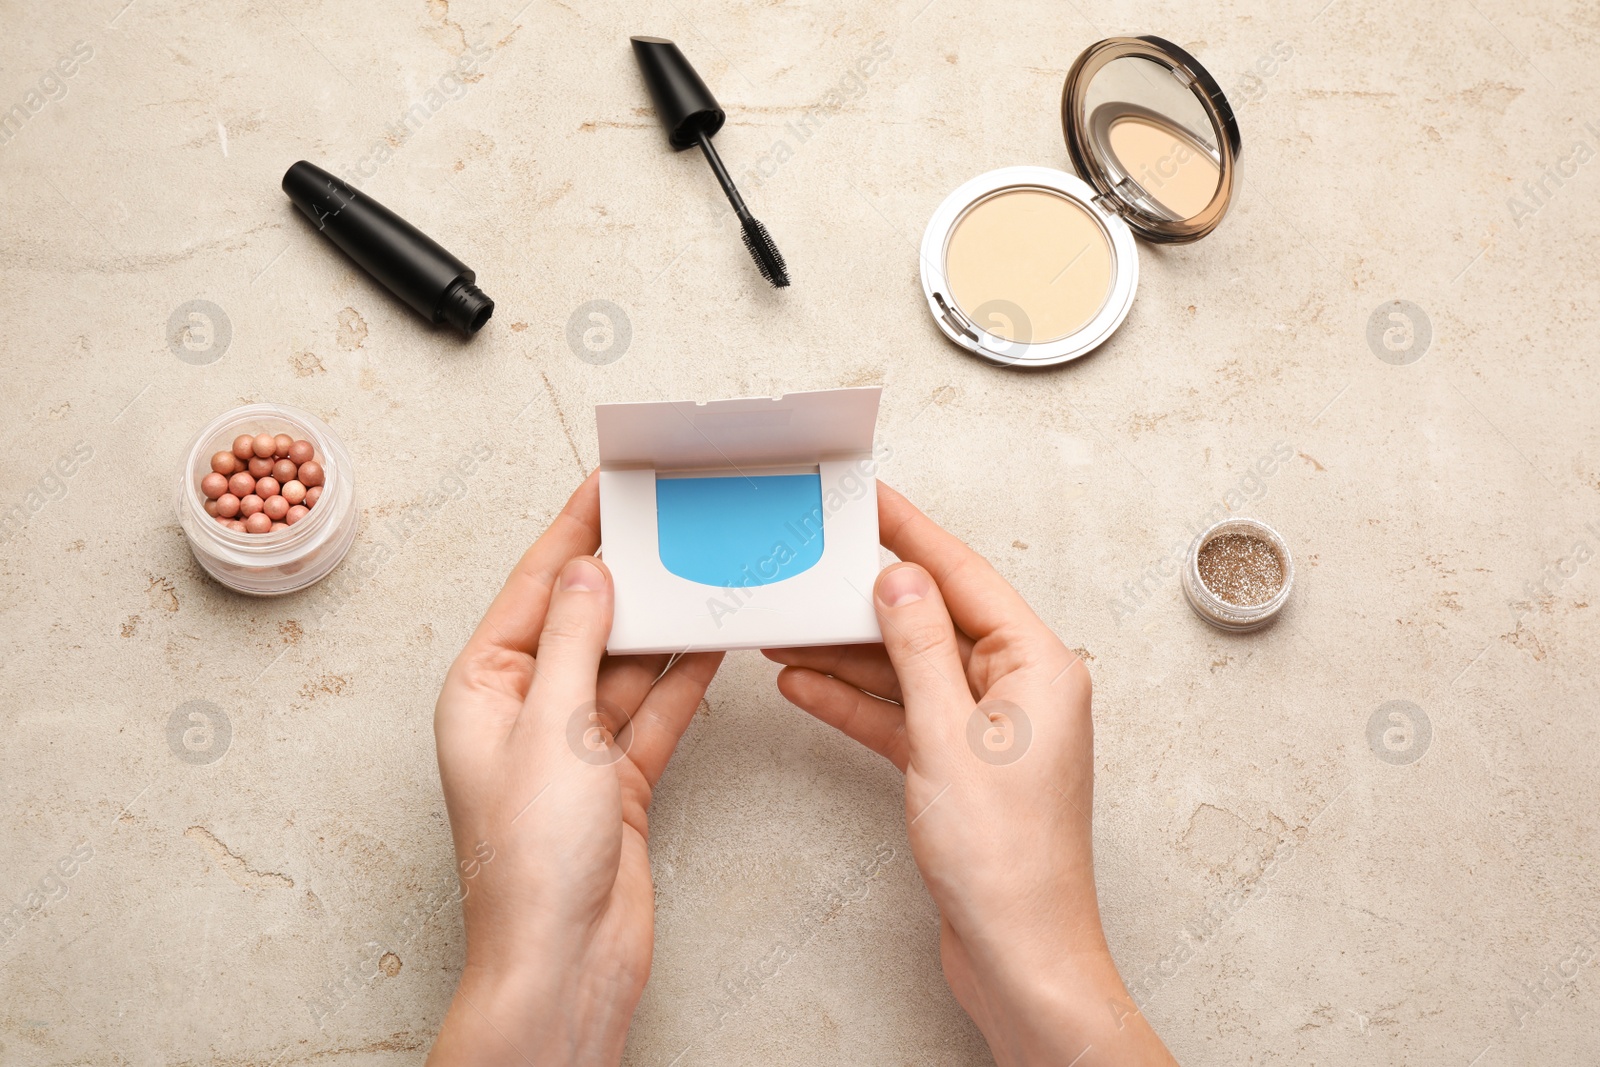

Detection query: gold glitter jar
(1182, 518), (1294, 632)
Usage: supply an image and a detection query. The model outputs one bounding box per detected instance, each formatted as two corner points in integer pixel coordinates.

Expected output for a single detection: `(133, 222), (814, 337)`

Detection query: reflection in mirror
(1105, 114), (1220, 218)
(1078, 53), (1226, 224)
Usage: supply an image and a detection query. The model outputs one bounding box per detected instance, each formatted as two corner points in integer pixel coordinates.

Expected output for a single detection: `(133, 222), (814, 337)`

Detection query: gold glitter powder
(1196, 533), (1284, 606)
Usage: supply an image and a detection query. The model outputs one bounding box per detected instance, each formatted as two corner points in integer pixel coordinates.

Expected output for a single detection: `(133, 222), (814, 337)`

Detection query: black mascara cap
(630, 36), (725, 149)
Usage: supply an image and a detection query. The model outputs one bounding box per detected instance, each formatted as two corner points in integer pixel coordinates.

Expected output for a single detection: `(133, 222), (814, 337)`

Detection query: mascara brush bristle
(740, 216), (790, 288)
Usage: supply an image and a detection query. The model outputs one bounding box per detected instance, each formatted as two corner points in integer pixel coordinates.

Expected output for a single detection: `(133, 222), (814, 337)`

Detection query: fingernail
(559, 558), (606, 593)
(877, 565), (930, 608)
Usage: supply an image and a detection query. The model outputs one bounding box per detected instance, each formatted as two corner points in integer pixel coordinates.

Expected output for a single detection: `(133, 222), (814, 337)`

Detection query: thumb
(874, 563), (972, 723)
(518, 556), (614, 737)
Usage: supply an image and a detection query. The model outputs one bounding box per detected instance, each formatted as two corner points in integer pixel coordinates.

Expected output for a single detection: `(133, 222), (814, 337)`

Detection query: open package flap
(597, 387), (885, 654)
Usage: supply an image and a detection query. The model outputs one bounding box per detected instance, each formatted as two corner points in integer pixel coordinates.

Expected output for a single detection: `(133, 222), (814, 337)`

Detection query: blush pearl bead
(205, 431), (333, 533)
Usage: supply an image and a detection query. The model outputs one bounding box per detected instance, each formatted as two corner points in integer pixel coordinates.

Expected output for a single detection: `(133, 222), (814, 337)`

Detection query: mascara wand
(631, 36), (791, 288)
(693, 127), (789, 288)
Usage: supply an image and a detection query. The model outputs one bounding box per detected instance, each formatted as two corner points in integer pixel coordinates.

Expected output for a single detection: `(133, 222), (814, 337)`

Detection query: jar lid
(1061, 36), (1240, 244)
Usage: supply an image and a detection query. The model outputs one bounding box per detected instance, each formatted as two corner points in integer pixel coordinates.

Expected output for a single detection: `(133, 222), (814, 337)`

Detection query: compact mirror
(919, 34), (1240, 367)
(1062, 36), (1239, 242)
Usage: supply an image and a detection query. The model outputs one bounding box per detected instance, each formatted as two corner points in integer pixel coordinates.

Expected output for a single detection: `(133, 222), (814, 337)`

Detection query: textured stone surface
(3, 1), (1598, 1064)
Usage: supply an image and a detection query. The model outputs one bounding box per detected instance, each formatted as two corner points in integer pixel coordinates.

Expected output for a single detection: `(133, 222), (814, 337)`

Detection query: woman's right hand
(765, 483), (1177, 1067)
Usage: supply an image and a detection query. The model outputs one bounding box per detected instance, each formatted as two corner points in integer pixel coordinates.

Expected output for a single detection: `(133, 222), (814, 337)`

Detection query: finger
(463, 472), (601, 662)
(877, 481), (1042, 642)
(776, 666), (908, 772)
(596, 653), (672, 715)
(763, 644), (902, 702)
(624, 652), (724, 787)
(762, 629), (979, 704)
(514, 556), (613, 742)
(873, 563), (973, 726)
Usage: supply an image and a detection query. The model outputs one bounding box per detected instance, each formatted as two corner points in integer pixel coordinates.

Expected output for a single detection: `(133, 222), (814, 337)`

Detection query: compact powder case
(920, 36), (1241, 367)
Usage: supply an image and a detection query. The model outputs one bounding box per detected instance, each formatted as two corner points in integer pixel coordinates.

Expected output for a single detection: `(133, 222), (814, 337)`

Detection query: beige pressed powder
(944, 189), (1113, 343)
(1107, 116), (1220, 219)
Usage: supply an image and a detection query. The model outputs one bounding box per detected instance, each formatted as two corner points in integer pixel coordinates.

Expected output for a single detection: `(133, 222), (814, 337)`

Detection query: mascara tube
(282, 161), (494, 337)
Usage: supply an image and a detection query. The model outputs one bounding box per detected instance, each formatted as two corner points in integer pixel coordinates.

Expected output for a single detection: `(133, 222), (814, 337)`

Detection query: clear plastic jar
(174, 403), (357, 595)
(1182, 517), (1294, 632)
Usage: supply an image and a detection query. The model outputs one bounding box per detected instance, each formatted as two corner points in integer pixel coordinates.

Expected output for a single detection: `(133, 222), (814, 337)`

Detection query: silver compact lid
(1061, 36), (1240, 244)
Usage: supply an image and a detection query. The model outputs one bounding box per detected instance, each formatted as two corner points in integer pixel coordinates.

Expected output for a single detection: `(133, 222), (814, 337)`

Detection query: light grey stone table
(3, 1), (1597, 1063)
